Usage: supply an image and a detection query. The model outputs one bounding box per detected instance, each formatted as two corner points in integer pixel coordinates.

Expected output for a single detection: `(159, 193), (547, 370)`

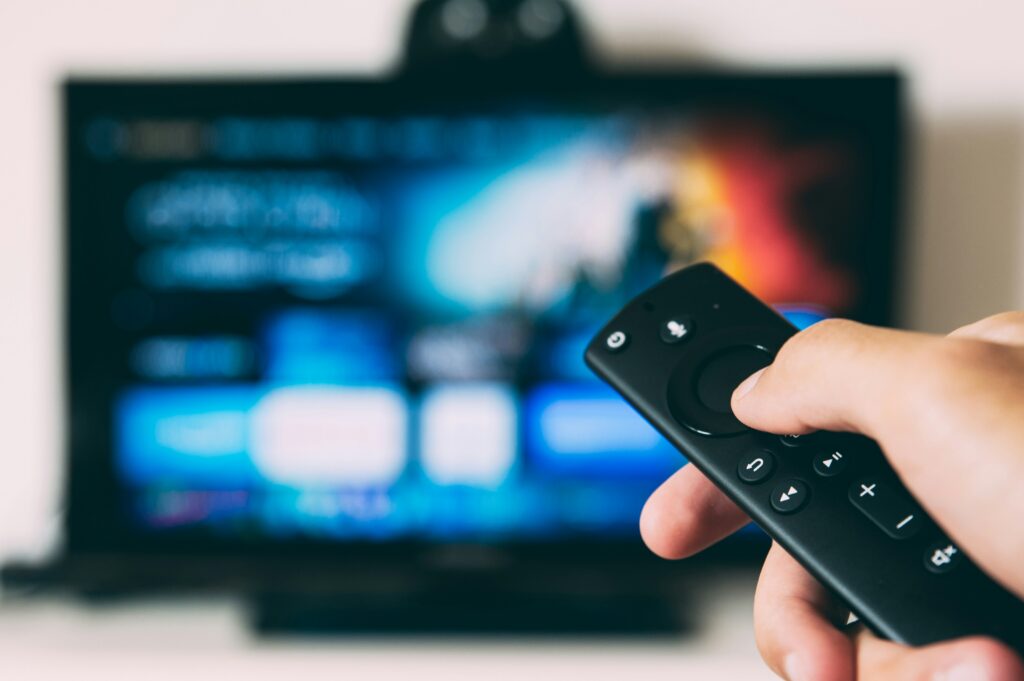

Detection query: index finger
(640, 463), (750, 559)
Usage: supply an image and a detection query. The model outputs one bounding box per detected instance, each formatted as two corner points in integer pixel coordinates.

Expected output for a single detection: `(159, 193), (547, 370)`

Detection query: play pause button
(771, 479), (810, 514)
(813, 450), (848, 477)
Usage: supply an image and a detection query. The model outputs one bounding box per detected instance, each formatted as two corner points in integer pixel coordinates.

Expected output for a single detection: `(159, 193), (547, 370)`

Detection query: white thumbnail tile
(249, 385), (407, 487)
(420, 384), (517, 488)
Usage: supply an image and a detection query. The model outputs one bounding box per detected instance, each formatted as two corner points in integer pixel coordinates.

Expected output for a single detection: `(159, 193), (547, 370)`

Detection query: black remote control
(585, 262), (1024, 651)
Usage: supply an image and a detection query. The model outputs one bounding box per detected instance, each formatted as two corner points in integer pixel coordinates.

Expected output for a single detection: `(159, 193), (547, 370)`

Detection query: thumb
(730, 318), (934, 439)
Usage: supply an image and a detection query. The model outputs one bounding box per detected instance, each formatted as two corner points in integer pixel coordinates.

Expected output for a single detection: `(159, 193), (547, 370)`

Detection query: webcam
(402, 0), (591, 74)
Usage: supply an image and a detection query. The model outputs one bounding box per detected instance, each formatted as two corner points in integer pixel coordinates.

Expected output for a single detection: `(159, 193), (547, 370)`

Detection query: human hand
(640, 314), (1024, 680)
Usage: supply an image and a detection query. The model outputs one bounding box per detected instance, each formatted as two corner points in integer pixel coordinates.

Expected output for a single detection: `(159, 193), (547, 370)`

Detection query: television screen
(64, 73), (902, 558)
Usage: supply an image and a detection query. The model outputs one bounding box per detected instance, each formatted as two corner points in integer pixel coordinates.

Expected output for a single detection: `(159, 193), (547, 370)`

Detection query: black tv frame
(58, 67), (904, 601)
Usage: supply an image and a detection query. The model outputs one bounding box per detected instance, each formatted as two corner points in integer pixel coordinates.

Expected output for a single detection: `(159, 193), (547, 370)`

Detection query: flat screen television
(61, 69), (904, 610)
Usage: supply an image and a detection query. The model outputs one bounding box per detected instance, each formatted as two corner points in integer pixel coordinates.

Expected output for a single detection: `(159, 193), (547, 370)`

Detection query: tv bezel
(62, 68), (904, 583)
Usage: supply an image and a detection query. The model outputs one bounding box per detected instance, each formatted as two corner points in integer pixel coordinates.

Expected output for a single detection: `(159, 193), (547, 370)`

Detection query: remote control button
(695, 346), (772, 414)
(605, 330), (629, 352)
(813, 449), (848, 477)
(659, 315), (695, 344)
(737, 450), (775, 484)
(771, 479), (809, 514)
(849, 478), (923, 539)
(924, 541), (962, 574)
(780, 434), (807, 447)
(666, 327), (787, 437)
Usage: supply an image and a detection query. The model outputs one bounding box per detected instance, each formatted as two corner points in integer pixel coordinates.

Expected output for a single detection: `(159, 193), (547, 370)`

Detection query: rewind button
(771, 479), (810, 514)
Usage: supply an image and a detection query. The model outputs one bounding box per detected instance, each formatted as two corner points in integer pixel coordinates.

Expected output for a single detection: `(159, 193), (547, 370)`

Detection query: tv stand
(249, 590), (692, 636)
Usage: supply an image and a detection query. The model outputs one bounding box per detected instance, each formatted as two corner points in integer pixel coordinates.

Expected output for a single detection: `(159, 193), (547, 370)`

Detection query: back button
(738, 450), (775, 484)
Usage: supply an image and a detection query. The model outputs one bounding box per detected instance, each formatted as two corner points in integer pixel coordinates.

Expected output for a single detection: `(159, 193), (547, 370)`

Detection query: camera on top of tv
(402, 0), (589, 74)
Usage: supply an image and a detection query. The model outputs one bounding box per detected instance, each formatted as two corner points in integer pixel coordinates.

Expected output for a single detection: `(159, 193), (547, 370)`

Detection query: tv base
(249, 591), (692, 636)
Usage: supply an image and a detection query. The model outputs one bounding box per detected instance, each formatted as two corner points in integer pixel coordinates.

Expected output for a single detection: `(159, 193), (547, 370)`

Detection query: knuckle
(953, 311), (1024, 344)
(793, 318), (860, 348)
(909, 338), (1022, 406)
(802, 317), (859, 340)
(930, 338), (1011, 376)
(772, 318), (858, 370)
(981, 310), (1024, 327)
(959, 310), (1024, 332)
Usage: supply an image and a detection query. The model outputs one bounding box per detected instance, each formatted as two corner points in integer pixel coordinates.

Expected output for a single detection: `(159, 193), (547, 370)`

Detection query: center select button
(666, 328), (785, 437)
(696, 346), (773, 414)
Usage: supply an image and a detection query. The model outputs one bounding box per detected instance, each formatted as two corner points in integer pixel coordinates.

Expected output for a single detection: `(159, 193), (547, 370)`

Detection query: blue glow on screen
(262, 310), (399, 382)
(103, 111), (837, 543)
(526, 384), (679, 478)
(116, 379), (675, 538)
(778, 305), (830, 330)
(117, 387), (260, 487)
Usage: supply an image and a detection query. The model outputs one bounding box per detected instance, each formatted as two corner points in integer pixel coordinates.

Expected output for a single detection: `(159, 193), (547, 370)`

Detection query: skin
(640, 312), (1024, 681)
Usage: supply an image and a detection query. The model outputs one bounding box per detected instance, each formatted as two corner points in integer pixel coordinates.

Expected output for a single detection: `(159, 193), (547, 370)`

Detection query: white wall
(1, 0), (1022, 562)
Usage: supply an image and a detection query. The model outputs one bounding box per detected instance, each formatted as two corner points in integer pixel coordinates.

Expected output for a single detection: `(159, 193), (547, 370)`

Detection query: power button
(606, 330), (629, 352)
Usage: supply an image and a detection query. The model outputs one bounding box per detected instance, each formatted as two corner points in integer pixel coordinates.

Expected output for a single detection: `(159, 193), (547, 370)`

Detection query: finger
(853, 628), (1024, 681)
(639, 464), (750, 559)
(730, 318), (939, 439)
(949, 311), (1024, 346)
(753, 543), (1024, 681)
(753, 543), (855, 681)
(730, 318), (1024, 597)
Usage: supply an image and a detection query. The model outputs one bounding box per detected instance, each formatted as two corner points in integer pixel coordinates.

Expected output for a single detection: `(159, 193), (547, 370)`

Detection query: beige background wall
(1, 0), (1022, 563)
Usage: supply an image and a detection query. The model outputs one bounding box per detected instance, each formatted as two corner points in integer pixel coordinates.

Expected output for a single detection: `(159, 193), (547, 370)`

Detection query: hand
(640, 313), (1024, 680)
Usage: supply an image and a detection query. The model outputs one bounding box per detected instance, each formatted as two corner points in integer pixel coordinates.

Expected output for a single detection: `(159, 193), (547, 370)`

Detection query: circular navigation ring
(667, 327), (789, 437)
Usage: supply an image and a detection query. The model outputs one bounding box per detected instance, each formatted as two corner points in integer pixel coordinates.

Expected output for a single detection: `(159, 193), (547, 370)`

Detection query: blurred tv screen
(64, 73), (902, 557)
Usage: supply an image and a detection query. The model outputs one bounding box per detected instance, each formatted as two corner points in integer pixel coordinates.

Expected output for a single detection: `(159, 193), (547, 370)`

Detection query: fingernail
(933, 663), (990, 681)
(733, 368), (765, 401)
(783, 652), (808, 681)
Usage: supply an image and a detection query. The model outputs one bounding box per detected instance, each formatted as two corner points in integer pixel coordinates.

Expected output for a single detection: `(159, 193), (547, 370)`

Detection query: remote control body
(585, 262), (1024, 651)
